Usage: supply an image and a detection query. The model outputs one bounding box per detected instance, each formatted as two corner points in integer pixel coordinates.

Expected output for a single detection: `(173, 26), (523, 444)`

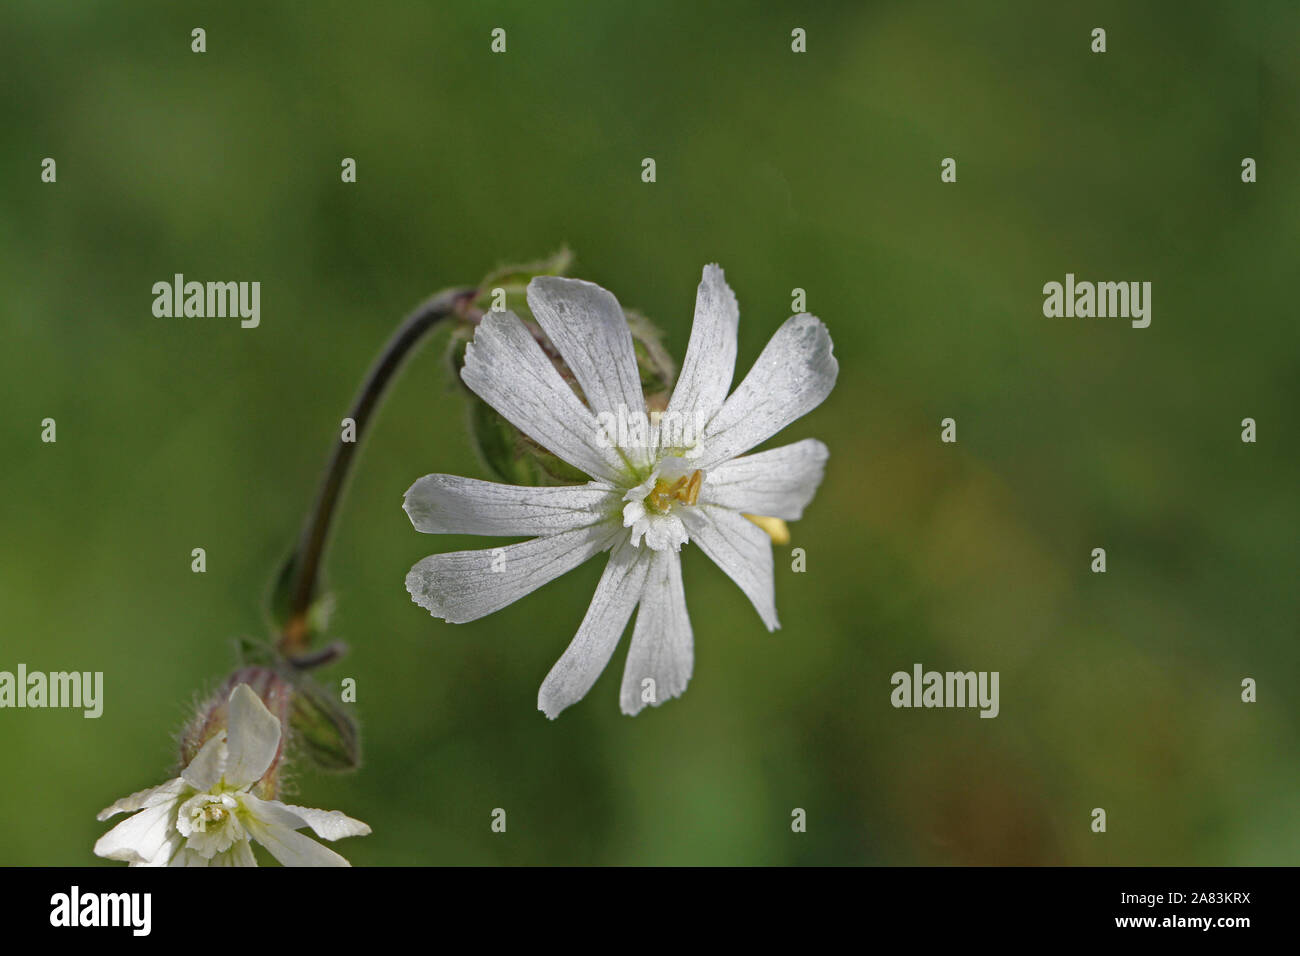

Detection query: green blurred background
(2, 0), (1297, 865)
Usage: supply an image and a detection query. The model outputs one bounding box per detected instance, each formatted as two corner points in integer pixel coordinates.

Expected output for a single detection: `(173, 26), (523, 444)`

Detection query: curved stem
(279, 286), (478, 656)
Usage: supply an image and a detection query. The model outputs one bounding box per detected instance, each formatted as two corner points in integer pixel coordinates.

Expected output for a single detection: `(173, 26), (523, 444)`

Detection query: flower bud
(286, 671), (362, 773)
(469, 247), (575, 318)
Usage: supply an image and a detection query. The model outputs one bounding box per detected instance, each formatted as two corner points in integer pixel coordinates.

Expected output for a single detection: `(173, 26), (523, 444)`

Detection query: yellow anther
(647, 470), (704, 513)
(744, 514), (790, 545)
(683, 469), (703, 506)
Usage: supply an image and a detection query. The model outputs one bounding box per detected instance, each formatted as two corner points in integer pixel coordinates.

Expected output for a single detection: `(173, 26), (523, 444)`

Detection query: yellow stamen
(647, 470), (704, 513)
(744, 514), (790, 545)
(684, 469), (702, 505)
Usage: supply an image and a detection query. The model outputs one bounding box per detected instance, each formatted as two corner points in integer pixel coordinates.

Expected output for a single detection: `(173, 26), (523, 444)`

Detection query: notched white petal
(696, 314), (837, 468)
(461, 310), (629, 482)
(404, 474), (618, 537)
(620, 549), (693, 716)
(664, 263), (739, 446)
(527, 277), (649, 468)
(538, 542), (652, 719)
(682, 505), (779, 631)
(406, 522), (622, 624)
(701, 439), (829, 520)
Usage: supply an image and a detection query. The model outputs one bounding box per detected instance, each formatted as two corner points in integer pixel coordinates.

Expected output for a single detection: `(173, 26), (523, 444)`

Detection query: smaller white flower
(94, 684), (370, 867)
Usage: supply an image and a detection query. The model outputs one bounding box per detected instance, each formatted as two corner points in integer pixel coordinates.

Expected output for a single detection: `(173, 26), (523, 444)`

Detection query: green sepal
(473, 247), (574, 315)
(283, 669), (362, 773)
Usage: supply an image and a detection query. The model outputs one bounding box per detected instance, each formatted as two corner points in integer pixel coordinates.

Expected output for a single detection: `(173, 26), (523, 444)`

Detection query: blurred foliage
(1, 0), (1297, 865)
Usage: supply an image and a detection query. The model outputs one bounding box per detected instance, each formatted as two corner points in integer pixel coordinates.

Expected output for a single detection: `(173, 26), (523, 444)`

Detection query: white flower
(94, 684), (370, 866)
(405, 264), (837, 718)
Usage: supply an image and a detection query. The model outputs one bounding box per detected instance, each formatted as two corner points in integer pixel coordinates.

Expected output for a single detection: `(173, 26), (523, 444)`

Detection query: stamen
(744, 514), (790, 545)
(684, 470), (703, 506)
(646, 470), (705, 513)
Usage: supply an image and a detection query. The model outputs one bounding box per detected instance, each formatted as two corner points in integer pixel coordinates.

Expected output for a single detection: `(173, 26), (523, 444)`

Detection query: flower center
(187, 794), (238, 833)
(646, 470), (703, 514)
(621, 459), (705, 553)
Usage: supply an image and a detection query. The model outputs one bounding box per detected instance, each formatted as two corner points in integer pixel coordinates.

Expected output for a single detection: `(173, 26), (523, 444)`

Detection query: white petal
(168, 847), (213, 867)
(131, 833), (182, 867)
(246, 818), (352, 867)
(223, 684), (283, 790)
(238, 792), (306, 829)
(265, 801), (372, 841)
(404, 475), (618, 537)
(662, 264), (739, 451)
(527, 276), (651, 468)
(538, 541), (652, 719)
(407, 522), (622, 624)
(620, 549), (693, 715)
(701, 439), (830, 520)
(209, 841), (257, 867)
(96, 777), (186, 821)
(180, 732), (226, 792)
(695, 314), (837, 468)
(682, 505), (779, 630)
(629, 512), (688, 552)
(93, 801), (177, 864)
(242, 793), (370, 842)
(461, 309), (629, 483)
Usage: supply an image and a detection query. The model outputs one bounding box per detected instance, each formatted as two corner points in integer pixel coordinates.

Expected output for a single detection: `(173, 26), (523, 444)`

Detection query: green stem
(278, 286), (478, 657)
